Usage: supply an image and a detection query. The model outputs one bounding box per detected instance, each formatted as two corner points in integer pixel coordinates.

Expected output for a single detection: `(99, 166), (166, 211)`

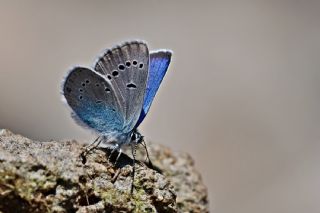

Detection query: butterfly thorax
(102, 129), (143, 148)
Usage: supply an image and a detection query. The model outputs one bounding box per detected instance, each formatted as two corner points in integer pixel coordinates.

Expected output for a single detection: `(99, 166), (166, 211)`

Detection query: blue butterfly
(62, 41), (171, 192)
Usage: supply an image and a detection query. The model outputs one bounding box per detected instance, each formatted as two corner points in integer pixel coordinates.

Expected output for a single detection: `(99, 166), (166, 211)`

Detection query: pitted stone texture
(0, 130), (208, 212)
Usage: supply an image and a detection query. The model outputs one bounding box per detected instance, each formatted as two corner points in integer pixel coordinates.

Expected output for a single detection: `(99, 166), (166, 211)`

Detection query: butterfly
(61, 41), (172, 192)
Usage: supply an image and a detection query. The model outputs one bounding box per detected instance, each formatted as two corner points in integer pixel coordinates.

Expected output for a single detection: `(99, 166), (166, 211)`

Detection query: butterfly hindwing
(94, 41), (149, 132)
(135, 50), (172, 127)
(62, 67), (124, 133)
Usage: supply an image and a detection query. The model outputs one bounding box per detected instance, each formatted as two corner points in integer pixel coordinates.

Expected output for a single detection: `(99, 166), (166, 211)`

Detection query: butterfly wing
(94, 41), (149, 133)
(135, 50), (172, 127)
(62, 67), (125, 134)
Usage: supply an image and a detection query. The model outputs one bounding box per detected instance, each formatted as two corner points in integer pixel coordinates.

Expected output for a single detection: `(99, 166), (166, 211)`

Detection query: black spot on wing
(112, 70), (119, 77)
(118, 64), (125, 70)
(126, 83), (137, 89)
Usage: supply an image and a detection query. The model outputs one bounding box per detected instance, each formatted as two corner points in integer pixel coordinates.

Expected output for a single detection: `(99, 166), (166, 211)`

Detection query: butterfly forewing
(63, 67), (124, 133)
(94, 41), (149, 132)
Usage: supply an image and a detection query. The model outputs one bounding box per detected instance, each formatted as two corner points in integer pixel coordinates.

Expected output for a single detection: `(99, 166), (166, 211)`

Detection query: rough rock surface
(0, 129), (209, 212)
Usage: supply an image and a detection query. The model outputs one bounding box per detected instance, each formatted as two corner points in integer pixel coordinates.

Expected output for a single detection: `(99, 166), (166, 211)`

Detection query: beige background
(1, 0), (320, 212)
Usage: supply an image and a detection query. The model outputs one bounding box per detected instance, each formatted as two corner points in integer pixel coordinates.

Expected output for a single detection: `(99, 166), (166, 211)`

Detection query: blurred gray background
(1, 0), (320, 212)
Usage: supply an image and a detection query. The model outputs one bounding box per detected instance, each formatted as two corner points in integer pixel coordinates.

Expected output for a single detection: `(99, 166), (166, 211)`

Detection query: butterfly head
(130, 130), (143, 144)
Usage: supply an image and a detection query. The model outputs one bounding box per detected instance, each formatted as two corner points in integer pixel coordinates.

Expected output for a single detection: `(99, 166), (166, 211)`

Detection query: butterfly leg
(107, 143), (119, 162)
(114, 148), (122, 166)
(86, 136), (101, 150)
(111, 168), (121, 183)
(80, 136), (103, 164)
(130, 143), (138, 194)
(141, 140), (154, 169)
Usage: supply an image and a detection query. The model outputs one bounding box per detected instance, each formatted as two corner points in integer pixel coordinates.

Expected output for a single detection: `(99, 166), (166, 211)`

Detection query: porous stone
(0, 130), (209, 212)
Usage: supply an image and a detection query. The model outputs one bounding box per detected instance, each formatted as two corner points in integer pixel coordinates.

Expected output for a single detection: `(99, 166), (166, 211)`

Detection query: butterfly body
(62, 40), (171, 150)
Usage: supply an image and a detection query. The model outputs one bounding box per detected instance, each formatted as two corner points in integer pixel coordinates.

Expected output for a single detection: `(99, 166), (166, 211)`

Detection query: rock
(0, 130), (209, 212)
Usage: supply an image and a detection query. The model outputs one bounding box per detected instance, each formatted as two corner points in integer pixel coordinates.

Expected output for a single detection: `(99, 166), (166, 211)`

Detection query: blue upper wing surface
(135, 50), (172, 127)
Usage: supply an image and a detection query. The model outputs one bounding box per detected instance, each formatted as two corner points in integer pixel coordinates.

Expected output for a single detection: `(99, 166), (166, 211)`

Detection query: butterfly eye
(131, 133), (136, 141)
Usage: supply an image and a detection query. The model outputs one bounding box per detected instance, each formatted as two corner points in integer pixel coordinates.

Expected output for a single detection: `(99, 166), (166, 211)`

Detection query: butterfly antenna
(130, 143), (138, 194)
(141, 139), (154, 169)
